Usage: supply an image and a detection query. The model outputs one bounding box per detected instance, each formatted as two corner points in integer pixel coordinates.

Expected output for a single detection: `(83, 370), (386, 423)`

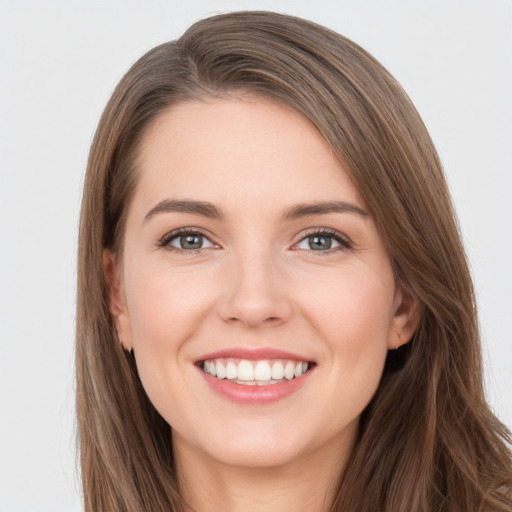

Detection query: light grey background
(0, 1), (510, 510)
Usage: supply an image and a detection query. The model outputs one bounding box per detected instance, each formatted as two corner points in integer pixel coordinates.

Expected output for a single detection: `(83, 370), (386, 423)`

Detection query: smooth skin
(105, 97), (420, 511)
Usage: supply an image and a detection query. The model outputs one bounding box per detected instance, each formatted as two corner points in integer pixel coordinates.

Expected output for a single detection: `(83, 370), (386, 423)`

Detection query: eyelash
(295, 228), (352, 254)
(158, 228), (214, 254)
(158, 227), (352, 254)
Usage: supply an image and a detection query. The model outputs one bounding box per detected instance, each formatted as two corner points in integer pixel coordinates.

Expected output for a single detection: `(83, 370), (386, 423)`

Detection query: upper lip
(195, 347), (314, 363)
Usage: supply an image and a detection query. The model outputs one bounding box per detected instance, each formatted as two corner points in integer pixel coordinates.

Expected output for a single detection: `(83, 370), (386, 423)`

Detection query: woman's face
(109, 97), (417, 469)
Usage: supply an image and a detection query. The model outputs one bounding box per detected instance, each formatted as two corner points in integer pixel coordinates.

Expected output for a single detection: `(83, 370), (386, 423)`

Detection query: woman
(76, 11), (512, 511)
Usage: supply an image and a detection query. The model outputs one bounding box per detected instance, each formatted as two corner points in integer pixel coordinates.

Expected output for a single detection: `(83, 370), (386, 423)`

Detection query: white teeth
(254, 361), (272, 381)
(284, 361), (295, 380)
(271, 361), (284, 380)
(226, 361), (237, 379)
(237, 360), (254, 381)
(215, 360), (226, 379)
(203, 357), (311, 384)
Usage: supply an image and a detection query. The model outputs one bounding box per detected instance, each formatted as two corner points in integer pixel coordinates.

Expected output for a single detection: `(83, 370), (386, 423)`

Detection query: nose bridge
(217, 243), (291, 328)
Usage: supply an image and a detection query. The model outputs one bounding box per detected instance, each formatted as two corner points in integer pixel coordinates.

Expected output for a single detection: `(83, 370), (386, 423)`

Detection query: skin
(105, 97), (419, 511)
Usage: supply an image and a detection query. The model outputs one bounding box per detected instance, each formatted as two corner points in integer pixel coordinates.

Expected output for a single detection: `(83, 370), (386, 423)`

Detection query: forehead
(133, 97), (365, 216)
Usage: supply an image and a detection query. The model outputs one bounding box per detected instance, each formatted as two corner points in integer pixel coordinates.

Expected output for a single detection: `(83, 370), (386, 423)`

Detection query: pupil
(309, 235), (331, 250)
(181, 234), (202, 249)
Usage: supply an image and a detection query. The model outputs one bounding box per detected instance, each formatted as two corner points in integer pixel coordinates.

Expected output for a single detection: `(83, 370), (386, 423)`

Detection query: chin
(207, 440), (306, 469)
(181, 418), (322, 470)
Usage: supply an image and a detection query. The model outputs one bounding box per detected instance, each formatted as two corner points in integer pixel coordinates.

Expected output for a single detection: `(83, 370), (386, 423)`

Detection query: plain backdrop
(0, 1), (510, 510)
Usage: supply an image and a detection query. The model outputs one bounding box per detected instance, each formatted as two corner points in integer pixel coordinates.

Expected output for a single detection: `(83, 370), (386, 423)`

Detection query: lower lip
(198, 367), (313, 404)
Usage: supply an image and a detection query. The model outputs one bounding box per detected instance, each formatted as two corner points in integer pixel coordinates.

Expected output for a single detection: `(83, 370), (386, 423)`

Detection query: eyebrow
(144, 198), (368, 222)
(144, 199), (224, 221)
(282, 200), (368, 220)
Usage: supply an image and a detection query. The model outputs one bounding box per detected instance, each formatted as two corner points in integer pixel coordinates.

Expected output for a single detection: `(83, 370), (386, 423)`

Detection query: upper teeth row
(203, 359), (309, 381)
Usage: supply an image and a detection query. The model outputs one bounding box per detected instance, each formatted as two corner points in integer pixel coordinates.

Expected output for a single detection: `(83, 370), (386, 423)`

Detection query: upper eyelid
(295, 227), (351, 244)
(159, 227), (216, 245)
(298, 227), (347, 237)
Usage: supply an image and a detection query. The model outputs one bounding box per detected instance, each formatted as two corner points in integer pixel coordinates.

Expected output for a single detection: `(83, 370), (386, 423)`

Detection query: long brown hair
(76, 11), (512, 511)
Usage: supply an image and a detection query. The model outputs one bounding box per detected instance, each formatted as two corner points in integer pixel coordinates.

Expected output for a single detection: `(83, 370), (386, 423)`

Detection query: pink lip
(195, 347), (312, 363)
(197, 366), (313, 404)
(194, 347), (315, 405)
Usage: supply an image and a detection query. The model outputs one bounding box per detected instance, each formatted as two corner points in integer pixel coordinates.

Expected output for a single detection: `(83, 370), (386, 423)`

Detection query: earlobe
(388, 286), (422, 350)
(103, 250), (133, 351)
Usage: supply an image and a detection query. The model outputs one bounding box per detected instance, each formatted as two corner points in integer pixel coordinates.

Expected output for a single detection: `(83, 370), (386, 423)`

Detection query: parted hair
(76, 11), (512, 511)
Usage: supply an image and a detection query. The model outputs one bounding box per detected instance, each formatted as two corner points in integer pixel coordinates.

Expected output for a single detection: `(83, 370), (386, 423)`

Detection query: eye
(160, 229), (216, 252)
(294, 229), (351, 252)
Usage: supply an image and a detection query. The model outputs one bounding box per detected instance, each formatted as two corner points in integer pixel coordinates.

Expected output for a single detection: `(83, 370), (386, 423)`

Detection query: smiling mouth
(199, 358), (314, 386)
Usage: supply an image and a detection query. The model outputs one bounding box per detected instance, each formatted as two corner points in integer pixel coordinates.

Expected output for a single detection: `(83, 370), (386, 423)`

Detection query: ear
(388, 284), (421, 350)
(103, 250), (133, 351)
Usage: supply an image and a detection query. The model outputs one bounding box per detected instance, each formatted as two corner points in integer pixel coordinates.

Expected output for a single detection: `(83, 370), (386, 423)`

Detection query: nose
(216, 251), (293, 329)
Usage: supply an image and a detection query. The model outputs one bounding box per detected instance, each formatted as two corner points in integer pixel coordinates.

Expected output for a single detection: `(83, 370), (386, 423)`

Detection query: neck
(173, 432), (353, 512)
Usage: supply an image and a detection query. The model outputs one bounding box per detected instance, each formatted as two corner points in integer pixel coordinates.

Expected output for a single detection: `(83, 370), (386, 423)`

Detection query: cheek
(126, 264), (216, 349)
(122, 264), (220, 422)
(296, 268), (393, 430)
(303, 263), (393, 333)
(299, 264), (393, 376)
